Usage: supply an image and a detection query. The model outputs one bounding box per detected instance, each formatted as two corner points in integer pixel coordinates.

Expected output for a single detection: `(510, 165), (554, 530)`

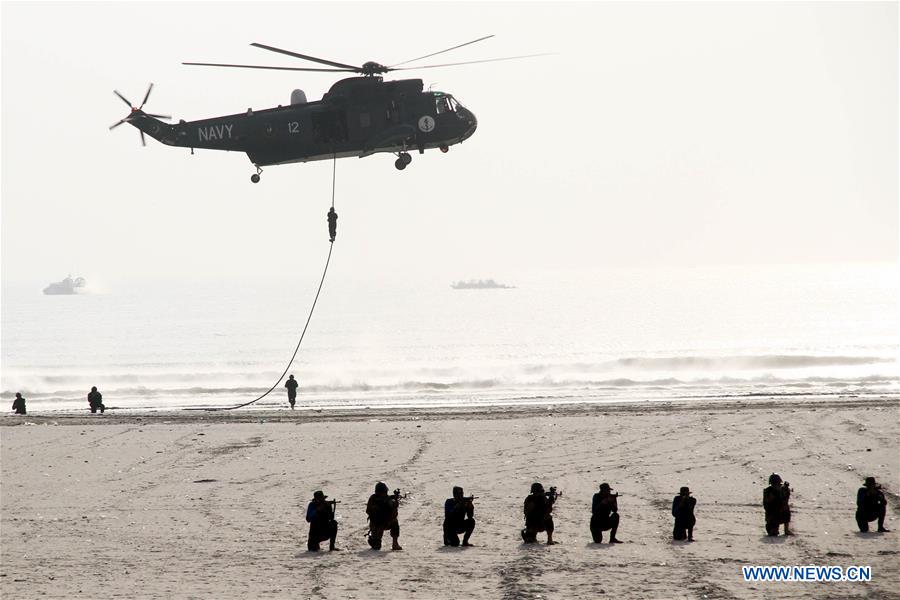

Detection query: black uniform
(12, 394), (26, 415)
(327, 208), (338, 243)
(366, 492), (400, 550)
(522, 493), (554, 542)
(284, 376), (299, 409)
(672, 495), (696, 540)
(763, 484), (791, 536)
(87, 388), (105, 414)
(590, 492), (620, 542)
(443, 496), (475, 546)
(306, 499), (338, 551)
(856, 485), (888, 533)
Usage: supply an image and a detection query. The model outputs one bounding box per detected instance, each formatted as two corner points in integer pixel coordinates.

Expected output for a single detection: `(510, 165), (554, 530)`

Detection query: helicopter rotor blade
(109, 118), (129, 130)
(144, 113), (172, 120)
(183, 61), (354, 73)
(113, 90), (133, 108)
(140, 130), (146, 147)
(250, 43), (360, 71)
(140, 83), (154, 110)
(390, 53), (554, 71)
(390, 34), (495, 68)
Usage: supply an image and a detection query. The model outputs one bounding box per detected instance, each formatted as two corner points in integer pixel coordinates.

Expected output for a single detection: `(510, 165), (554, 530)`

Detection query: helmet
(530, 482), (544, 494)
(864, 476), (876, 487)
(453, 486), (463, 497)
(679, 486), (690, 495)
(768, 473), (782, 485)
(313, 490), (327, 500)
(599, 483), (611, 491)
(375, 481), (388, 494)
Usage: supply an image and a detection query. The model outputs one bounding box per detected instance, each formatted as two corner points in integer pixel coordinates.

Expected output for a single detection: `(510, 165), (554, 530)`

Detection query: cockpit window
(435, 94), (454, 114)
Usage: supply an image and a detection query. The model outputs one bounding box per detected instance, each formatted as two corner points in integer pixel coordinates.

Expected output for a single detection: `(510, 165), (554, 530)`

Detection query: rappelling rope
(207, 156), (337, 411)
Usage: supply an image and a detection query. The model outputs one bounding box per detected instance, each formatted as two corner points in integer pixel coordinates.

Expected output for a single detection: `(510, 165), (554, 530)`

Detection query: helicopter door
(312, 110), (349, 144)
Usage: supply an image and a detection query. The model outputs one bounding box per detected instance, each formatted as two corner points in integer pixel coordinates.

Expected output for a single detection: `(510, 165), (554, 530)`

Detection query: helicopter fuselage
(129, 77), (477, 175)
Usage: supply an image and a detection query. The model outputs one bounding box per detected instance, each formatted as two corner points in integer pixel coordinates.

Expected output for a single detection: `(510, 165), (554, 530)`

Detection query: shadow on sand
(760, 535), (789, 544)
(435, 545), (476, 552)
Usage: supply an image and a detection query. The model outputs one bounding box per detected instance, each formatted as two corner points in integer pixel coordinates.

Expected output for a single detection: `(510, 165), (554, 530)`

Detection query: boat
(451, 279), (515, 289)
(43, 275), (86, 295)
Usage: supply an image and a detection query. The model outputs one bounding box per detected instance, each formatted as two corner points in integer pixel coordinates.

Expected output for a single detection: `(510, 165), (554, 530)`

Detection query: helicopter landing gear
(250, 165), (262, 183)
(394, 152), (412, 171)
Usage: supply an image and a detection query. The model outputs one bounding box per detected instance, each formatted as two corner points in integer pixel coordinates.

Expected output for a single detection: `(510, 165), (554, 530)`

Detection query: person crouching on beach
(12, 393), (26, 415)
(763, 473), (792, 536)
(672, 486), (696, 541)
(366, 482), (402, 551)
(522, 482), (557, 545)
(591, 483), (623, 543)
(306, 490), (339, 551)
(856, 477), (889, 533)
(443, 486), (476, 547)
(87, 386), (105, 414)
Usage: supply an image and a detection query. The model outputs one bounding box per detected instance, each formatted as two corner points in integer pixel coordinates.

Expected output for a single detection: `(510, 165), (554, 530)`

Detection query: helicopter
(110, 36), (546, 182)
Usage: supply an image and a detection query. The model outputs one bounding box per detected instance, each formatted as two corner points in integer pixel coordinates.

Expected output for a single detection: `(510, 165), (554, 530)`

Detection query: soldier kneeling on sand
(306, 490), (339, 551)
(366, 482), (402, 551)
(12, 393), (26, 415)
(522, 482), (557, 545)
(763, 473), (792, 536)
(443, 486), (476, 547)
(856, 477), (890, 533)
(591, 483), (623, 544)
(672, 486), (696, 541)
(87, 386), (105, 414)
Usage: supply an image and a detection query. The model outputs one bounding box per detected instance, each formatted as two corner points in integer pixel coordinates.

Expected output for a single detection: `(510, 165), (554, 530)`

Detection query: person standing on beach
(443, 486), (476, 547)
(366, 482), (402, 551)
(87, 386), (105, 414)
(11, 393), (26, 415)
(306, 490), (340, 551)
(763, 473), (792, 536)
(284, 375), (299, 410)
(327, 207), (338, 243)
(590, 483), (623, 543)
(672, 486), (696, 541)
(856, 477), (890, 533)
(522, 482), (557, 545)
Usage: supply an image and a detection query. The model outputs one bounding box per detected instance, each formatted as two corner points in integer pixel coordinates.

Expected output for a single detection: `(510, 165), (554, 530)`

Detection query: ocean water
(2, 264), (897, 412)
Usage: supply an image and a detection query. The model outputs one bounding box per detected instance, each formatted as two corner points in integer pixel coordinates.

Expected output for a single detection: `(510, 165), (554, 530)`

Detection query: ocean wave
(10, 373), (897, 400)
(524, 355), (895, 373)
(6, 353), (894, 387)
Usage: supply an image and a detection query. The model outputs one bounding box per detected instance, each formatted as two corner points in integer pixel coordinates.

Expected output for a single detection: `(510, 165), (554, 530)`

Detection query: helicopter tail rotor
(109, 83), (172, 146)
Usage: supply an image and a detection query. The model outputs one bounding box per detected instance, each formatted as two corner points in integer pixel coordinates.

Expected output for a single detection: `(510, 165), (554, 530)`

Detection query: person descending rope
(209, 157), (338, 412)
(328, 207), (338, 243)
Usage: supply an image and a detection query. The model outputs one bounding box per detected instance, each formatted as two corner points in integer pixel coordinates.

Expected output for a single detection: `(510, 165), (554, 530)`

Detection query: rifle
(546, 486), (563, 503)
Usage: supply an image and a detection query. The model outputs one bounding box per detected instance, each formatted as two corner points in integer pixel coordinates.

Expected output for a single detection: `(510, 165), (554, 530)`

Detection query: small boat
(43, 275), (86, 295)
(451, 279), (515, 289)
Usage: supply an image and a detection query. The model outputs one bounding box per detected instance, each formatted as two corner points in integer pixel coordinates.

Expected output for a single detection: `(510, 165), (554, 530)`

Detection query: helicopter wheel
(394, 158), (407, 171)
(251, 173), (261, 183)
(400, 152), (412, 165)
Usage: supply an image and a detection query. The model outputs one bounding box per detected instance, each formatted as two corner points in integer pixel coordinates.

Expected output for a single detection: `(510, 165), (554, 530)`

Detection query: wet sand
(2, 397), (898, 599)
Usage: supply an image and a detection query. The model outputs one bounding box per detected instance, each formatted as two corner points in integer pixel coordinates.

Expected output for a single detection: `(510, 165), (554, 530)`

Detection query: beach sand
(2, 398), (898, 599)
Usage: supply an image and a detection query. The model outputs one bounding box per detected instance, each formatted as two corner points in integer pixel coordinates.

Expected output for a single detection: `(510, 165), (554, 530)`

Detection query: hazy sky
(2, 1), (897, 285)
